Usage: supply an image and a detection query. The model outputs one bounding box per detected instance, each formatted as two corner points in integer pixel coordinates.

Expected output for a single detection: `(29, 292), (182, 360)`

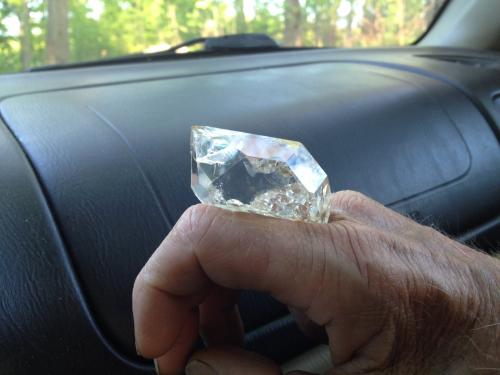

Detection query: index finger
(132, 204), (345, 368)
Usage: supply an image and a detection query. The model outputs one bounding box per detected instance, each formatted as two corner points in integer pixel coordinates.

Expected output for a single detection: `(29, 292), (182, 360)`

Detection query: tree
(0, 0), (447, 74)
(312, 0), (341, 47)
(234, 0), (246, 33)
(0, 2), (19, 73)
(17, 0), (31, 69)
(284, 0), (301, 46)
(46, 0), (69, 64)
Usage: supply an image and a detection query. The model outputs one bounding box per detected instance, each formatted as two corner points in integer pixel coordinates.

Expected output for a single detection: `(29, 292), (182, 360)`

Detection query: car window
(0, 0), (447, 74)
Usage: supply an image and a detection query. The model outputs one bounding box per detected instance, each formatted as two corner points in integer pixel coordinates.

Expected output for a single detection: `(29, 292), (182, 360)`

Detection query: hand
(132, 191), (499, 374)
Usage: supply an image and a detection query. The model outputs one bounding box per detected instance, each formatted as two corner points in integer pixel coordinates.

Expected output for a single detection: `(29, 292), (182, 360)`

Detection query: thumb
(185, 346), (280, 375)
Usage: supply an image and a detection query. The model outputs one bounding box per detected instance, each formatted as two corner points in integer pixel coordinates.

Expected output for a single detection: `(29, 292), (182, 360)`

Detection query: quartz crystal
(191, 125), (332, 223)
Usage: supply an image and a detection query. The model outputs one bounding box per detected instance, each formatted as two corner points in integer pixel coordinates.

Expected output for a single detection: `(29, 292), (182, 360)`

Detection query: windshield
(1, 0), (446, 74)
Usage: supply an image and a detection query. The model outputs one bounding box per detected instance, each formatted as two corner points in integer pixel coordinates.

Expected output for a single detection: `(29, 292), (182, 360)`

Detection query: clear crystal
(191, 126), (332, 223)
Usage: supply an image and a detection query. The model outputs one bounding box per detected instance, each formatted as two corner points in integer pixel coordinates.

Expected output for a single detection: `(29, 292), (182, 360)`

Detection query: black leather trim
(0, 119), (153, 374)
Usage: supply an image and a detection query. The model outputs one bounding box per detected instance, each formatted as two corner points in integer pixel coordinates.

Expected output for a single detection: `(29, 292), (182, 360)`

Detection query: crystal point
(191, 125), (332, 223)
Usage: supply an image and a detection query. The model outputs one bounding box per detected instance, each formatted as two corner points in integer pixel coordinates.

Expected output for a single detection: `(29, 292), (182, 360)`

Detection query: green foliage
(0, 0), (445, 74)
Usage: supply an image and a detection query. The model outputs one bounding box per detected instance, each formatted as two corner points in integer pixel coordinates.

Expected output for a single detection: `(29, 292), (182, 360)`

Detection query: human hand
(132, 191), (499, 374)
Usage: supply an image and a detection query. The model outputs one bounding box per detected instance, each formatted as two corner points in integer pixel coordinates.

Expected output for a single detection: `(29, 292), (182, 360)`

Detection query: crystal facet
(191, 126), (332, 223)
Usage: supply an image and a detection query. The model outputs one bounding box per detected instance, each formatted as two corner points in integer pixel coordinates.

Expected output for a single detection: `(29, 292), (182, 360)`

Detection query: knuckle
(332, 190), (371, 213)
(174, 204), (220, 251)
(328, 219), (389, 267)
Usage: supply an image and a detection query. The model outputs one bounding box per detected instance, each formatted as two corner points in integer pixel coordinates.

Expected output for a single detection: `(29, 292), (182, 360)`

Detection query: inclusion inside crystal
(191, 125), (332, 223)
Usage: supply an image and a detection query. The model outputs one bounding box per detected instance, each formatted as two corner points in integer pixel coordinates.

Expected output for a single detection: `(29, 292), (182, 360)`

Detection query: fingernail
(135, 341), (142, 357)
(154, 358), (161, 375)
(185, 359), (215, 375)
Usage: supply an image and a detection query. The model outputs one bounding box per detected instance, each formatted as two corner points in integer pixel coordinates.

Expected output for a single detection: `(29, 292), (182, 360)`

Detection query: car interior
(0, 0), (499, 373)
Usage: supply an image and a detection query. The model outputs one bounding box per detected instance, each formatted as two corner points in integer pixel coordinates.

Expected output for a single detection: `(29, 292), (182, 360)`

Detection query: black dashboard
(0, 46), (499, 374)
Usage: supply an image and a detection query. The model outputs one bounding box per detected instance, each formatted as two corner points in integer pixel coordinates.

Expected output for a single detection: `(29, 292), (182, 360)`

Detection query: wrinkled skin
(132, 191), (499, 375)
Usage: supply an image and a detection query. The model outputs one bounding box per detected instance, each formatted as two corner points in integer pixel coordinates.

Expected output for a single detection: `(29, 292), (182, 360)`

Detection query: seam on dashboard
(0, 60), (341, 99)
(354, 60), (500, 142)
(0, 58), (482, 99)
(0, 115), (153, 371)
(368, 69), (474, 208)
(1, 57), (498, 142)
(88, 105), (174, 230)
(457, 215), (500, 244)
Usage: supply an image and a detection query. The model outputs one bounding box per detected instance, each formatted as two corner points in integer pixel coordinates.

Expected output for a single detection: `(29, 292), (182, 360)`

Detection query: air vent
(415, 54), (500, 70)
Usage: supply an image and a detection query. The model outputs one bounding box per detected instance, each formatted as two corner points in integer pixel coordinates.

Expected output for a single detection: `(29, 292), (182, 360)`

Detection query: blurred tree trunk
(321, 21), (337, 47)
(46, 0), (69, 64)
(284, 0), (301, 46)
(322, 4), (338, 47)
(361, 0), (383, 46)
(166, 4), (181, 44)
(234, 0), (246, 33)
(312, 0), (339, 47)
(396, 0), (406, 45)
(19, 0), (32, 69)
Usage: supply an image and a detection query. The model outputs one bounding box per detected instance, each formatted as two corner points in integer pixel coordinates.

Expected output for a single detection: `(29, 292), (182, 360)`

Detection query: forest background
(0, 0), (444, 73)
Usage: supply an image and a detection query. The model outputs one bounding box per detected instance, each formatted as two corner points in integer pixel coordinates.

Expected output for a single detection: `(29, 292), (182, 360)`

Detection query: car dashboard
(0, 46), (499, 374)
